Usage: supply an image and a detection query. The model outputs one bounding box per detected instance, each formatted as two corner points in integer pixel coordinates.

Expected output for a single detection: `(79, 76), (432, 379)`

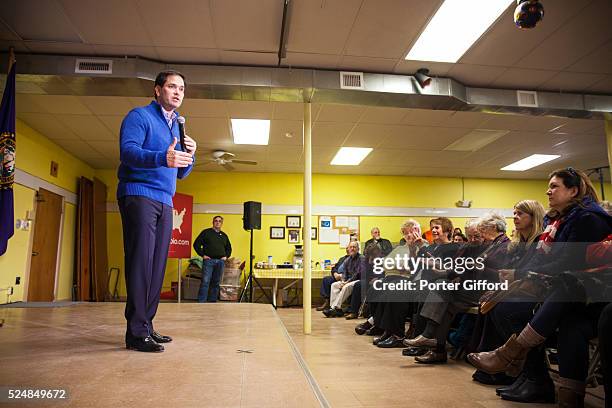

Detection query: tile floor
(0, 303), (606, 408)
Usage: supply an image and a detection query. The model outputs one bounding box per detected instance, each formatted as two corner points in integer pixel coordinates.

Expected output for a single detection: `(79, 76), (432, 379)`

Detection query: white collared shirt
(160, 106), (176, 129)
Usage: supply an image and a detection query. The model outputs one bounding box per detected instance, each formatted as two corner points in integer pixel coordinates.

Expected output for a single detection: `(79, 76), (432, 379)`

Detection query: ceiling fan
(196, 150), (258, 171)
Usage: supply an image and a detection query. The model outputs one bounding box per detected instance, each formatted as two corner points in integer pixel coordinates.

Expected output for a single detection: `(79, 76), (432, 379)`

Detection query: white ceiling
(15, 95), (608, 179)
(2, 0), (611, 179)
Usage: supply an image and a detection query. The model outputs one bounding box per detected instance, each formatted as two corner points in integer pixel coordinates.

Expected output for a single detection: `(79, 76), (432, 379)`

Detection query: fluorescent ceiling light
(231, 119), (270, 145)
(444, 129), (509, 152)
(331, 147), (373, 166)
(501, 154), (560, 171)
(406, 0), (512, 63)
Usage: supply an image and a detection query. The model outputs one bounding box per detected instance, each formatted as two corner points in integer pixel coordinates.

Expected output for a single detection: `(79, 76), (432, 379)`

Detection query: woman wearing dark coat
(468, 168), (612, 407)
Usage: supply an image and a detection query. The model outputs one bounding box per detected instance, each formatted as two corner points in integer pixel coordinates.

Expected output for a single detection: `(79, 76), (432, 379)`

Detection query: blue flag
(0, 56), (16, 255)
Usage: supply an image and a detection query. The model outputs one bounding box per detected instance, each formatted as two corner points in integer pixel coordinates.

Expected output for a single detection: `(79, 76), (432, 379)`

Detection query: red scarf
(536, 218), (562, 254)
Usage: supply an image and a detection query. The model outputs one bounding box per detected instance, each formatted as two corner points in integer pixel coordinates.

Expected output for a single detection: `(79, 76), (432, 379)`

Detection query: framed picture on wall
(311, 227), (317, 240)
(286, 215), (301, 228)
(288, 229), (300, 243)
(270, 226), (285, 239)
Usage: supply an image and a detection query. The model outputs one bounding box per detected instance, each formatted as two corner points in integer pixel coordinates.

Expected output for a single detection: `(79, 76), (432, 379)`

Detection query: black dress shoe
(377, 335), (405, 348)
(355, 321), (373, 335)
(365, 326), (385, 336)
(496, 371), (526, 395)
(472, 370), (515, 385)
(415, 350), (447, 364)
(151, 331), (172, 343)
(402, 347), (427, 357)
(499, 377), (555, 403)
(322, 308), (333, 317)
(373, 332), (390, 345)
(126, 335), (164, 353)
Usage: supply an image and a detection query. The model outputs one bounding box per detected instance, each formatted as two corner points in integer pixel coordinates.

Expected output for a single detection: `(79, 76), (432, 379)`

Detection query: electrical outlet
(15, 277), (20, 285)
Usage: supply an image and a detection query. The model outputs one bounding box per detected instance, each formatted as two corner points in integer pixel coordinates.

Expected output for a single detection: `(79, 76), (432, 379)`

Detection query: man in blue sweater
(118, 70), (197, 353)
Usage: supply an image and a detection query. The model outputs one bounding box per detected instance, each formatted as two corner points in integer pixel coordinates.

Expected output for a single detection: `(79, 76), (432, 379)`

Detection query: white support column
(303, 102), (312, 334)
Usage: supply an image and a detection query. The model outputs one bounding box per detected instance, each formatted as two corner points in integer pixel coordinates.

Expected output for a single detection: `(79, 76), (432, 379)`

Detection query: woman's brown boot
(467, 333), (529, 376)
(467, 323), (545, 376)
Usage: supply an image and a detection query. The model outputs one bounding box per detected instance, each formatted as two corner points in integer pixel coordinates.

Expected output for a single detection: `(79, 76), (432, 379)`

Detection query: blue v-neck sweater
(117, 101), (193, 206)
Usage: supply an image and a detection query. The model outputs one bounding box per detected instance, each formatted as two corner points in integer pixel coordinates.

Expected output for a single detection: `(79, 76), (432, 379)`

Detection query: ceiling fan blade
(231, 159), (258, 165)
(219, 152), (235, 160)
(222, 163), (235, 171)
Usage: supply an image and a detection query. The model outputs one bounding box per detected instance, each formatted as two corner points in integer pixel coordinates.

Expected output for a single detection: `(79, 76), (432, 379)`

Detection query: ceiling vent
(75, 58), (113, 74)
(340, 71), (364, 90)
(517, 90), (538, 108)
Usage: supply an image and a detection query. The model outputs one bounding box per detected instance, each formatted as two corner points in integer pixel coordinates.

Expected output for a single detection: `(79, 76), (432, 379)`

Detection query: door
(28, 188), (63, 301)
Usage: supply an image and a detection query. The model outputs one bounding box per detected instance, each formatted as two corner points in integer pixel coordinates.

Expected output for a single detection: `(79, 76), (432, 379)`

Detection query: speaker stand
(239, 229), (275, 308)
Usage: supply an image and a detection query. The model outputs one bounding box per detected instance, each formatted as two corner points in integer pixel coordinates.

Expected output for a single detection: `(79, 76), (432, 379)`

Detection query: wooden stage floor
(0, 302), (605, 408)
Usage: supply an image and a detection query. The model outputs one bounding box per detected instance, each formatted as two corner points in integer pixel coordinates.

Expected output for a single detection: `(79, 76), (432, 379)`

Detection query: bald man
(364, 227), (393, 256)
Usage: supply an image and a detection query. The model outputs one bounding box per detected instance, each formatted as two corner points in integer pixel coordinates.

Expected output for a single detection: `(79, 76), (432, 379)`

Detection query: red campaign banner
(168, 193), (193, 259)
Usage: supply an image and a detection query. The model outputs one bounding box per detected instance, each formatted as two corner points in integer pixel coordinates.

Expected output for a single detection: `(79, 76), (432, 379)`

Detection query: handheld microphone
(177, 116), (186, 152)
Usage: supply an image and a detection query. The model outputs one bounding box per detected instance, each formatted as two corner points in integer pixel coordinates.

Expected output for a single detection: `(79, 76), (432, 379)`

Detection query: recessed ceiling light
(284, 132), (294, 138)
(230, 119), (270, 145)
(405, 0), (513, 63)
(444, 129), (509, 152)
(331, 147), (373, 166)
(501, 154), (560, 171)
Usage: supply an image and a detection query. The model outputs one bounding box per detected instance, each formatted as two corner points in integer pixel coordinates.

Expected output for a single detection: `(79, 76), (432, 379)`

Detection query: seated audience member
(469, 200), (548, 398)
(323, 241), (366, 317)
(354, 219), (427, 335)
(373, 218), (455, 349)
(453, 232), (468, 243)
(345, 243), (383, 319)
(586, 228), (612, 408)
(317, 248), (349, 311)
(600, 303), (612, 408)
(468, 168), (612, 407)
(364, 227), (393, 256)
(465, 218), (484, 245)
(422, 221), (434, 244)
(405, 213), (510, 363)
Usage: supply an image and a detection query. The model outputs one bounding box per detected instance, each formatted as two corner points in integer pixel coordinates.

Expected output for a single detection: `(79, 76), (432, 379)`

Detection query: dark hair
(453, 233), (467, 242)
(364, 242), (382, 263)
(154, 70), (186, 98)
(548, 167), (599, 213)
(213, 215), (224, 222)
(430, 217), (454, 238)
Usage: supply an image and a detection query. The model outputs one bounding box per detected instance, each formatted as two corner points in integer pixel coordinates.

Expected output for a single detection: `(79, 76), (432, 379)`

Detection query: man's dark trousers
(119, 195), (172, 338)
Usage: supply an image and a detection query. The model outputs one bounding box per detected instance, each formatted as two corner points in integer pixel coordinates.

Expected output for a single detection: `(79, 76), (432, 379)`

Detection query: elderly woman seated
(404, 213), (510, 364)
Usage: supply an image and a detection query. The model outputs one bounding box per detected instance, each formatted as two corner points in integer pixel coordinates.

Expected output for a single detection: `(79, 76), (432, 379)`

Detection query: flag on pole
(0, 49), (16, 255)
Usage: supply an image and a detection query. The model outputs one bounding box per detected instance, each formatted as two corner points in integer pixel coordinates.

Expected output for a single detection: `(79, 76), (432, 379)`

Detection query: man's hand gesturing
(166, 137), (193, 168)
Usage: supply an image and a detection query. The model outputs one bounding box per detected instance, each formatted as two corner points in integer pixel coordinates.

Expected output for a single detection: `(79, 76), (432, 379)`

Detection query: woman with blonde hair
(468, 168), (612, 406)
(470, 199), (548, 398)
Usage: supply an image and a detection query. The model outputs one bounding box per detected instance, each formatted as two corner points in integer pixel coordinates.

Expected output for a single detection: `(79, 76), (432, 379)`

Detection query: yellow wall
(7, 126), (611, 301)
(0, 120), (95, 304)
(97, 170), (612, 296)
